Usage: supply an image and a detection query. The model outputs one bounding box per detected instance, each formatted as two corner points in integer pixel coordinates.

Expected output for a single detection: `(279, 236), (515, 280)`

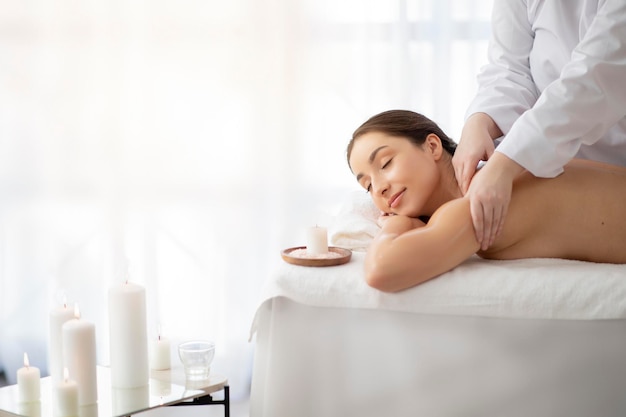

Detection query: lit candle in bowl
(54, 368), (78, 417)
(150, 326), (171, 371)
(17, 353), (40, 403)
(62, 303), (98, 406)
(306, 226), (328, 256)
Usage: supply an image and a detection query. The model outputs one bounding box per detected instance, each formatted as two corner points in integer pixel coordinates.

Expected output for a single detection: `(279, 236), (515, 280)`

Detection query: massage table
(249, 192), (626, 416)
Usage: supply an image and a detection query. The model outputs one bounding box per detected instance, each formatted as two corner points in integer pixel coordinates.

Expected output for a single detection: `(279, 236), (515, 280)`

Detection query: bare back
(479, 159), (626, 263)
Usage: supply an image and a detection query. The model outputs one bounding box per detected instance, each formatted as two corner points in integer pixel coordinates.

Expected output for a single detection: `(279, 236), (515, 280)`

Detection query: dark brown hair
(347, 110), (457, 167)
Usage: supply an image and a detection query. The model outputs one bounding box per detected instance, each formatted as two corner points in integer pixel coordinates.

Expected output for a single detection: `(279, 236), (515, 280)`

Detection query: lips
(388, 189), (405, 209)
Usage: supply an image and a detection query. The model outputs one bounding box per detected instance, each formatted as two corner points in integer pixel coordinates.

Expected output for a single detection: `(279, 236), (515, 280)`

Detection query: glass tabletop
(0, 367), (227, 417)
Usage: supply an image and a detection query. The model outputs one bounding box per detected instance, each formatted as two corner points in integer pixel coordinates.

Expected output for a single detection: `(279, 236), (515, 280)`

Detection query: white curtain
(0, 0), (492, 399)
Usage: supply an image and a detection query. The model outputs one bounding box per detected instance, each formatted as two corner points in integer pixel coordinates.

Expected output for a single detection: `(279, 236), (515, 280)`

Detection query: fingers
(453, 159), (475, 195)
(469, 197), (485, 247)
(484, 204), (502, 251)
(491, 204), (507, 249)
(460, 164), (473, 195)
(470, 191), (509, 251)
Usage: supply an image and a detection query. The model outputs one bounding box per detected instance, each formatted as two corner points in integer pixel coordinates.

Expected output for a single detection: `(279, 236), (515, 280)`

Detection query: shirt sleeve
(465, 0), (539, 135)
(497, 0), (626, 177)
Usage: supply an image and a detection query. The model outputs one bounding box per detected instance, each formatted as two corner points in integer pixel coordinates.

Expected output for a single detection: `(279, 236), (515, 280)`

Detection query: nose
(371, 176), (389, 197)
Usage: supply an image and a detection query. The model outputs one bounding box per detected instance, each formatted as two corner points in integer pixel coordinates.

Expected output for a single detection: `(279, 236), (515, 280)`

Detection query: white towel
(329, 191), (380, 251)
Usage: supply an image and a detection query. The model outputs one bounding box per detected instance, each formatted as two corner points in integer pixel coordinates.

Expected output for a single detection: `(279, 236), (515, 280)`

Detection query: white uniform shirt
(465, 0), (626, 177)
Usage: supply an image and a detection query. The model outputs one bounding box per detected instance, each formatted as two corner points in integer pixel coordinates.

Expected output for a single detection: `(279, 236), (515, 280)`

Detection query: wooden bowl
(281, 246), (352, 267)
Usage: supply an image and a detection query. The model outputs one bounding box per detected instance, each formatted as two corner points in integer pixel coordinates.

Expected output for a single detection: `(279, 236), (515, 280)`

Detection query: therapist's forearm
(465, 112), (504, 141)
(486, 151), (526, 181)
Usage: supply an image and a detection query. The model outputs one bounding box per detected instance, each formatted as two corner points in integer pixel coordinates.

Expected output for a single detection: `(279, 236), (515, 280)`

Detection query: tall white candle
(54, 368), (78, 417)
(111, 385), (149, 416)
(306, 226), (328, 255)
(16, 353), (40, 403)
(108, 280), (149, 388)
(49, 300), (74, 382)
(17, 401), (41, 417)
(62, 304), (98, 406)
(150, 327), (171, 371)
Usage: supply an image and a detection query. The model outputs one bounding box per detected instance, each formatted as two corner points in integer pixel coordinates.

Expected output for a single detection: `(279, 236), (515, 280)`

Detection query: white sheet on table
(251, 251), (626, 340)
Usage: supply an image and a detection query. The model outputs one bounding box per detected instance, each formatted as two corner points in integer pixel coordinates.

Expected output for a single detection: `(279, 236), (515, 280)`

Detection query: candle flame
(23, 352), (29, 368)
(73, 303), (81, 319)
(63, 367), (69, 382)
(62, 294), (67, 309)
(158, 324), (162, 341)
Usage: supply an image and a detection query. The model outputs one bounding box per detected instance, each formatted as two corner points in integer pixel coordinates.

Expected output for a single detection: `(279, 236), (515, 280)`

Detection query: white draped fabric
(0, 0), (492, 398)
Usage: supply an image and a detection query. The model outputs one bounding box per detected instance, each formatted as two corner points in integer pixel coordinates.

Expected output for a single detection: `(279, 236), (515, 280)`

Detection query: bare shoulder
(429, 197), (472, 226)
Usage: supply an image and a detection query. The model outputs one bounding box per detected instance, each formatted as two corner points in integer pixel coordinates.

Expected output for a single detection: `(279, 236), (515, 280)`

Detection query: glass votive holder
(178, 340), (215, 381)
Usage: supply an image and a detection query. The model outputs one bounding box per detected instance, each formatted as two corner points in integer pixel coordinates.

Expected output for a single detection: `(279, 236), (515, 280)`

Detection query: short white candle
(49, 299), (74, 382)
(16, 353), (40, 403)
(108, 280), (149, 388)
(150, 328), (171, 371)
(54, 368), (78, 417)
(17, 401), (41, 417)
(62, 304), (98, 406)
(306, 226), (328, 255)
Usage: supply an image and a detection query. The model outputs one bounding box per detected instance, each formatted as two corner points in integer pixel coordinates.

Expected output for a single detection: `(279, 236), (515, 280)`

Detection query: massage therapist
(453, 0), (626, 250)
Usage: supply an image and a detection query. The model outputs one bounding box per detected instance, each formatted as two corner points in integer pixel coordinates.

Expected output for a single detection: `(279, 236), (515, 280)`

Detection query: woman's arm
(365, 198), (480, 292)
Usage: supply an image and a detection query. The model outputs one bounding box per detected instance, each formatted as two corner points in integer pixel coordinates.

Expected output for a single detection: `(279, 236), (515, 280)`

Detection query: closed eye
(382, 158), (392, 169)
(365, 184), (371, 193)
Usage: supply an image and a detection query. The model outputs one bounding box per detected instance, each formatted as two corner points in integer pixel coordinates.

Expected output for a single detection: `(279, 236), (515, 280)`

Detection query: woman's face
(348, 131), (443, 217)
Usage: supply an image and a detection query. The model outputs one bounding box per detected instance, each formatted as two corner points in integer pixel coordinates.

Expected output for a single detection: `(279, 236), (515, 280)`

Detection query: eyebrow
(356, 145), (388, 181)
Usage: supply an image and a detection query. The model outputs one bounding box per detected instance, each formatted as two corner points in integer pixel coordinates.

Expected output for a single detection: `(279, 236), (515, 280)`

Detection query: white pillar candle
(17, 401), (41, 417)
(54, 368), (78, 417)
(306, 226), (328, 255)
(16, 353), (40, 403)
(49, 300), (75, 382)
(78, 404), (98, 417)
(112, 385), (149, 416)
(62, 304), (98, 406)
(108, 280), (149, 388)
(150, 329), (171, 371)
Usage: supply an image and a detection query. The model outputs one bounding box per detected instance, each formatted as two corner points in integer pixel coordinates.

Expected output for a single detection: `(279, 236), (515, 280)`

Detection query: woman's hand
(377, 213), (426, 233)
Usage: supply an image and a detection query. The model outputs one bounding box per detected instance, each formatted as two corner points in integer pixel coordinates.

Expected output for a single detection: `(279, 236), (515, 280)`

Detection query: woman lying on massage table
(347, 110), (626, 292)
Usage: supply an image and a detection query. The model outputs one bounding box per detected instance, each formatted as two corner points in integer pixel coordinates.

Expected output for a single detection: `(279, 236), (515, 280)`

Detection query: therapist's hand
(466, 152), (524, 250)
(453, 113), (502, 194)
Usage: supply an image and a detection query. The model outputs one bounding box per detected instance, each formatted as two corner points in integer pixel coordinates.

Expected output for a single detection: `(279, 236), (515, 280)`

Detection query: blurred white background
(0, 0), (493, 402)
